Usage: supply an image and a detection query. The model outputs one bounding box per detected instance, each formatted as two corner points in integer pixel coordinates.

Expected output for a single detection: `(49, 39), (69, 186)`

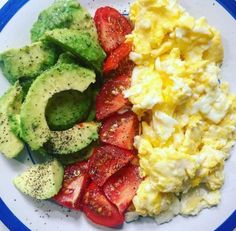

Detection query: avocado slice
(13, 159), (64, 200)
(45, 122), (100, 155)
(45, 89), (92, 131)
(7, 83), (24, 137)
(0, 83), (24, 158)
(56, 52), (77, 65)
(20, 63), (96, 151)
(45, 29), (106, 73)
(19, 78), (35, 98)
(0, 42), (58, 84)
(86, 85), (101, 122)
(54, 141), (96, 165)
(31, 0), (98, 42)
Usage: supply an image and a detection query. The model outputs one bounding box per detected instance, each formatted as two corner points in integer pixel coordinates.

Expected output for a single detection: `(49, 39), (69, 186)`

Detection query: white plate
(0, 0), (236, 230)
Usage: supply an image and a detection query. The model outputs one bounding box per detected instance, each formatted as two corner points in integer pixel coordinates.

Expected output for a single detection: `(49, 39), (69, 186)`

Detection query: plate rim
(0, 0), (235, 230)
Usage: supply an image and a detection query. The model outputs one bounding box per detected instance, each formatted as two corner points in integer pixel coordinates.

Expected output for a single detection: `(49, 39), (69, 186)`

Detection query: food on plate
(103, 42), (133, 75)
(124, 0), (236, 222)
(0, 83), (24, 158)
(0, 0), (235, 229)
(31, 0), (98, 42)
(45, 89), (92, 131)
(13, 159), (64, 200)
(44, 122), (100, 155)
(96, 74), (132, 120)
(45, 29), (106, 73)
(20, 63), (96, 150)
(94, 6), (133, 54)
(103, 163), (142, 213)
(100, 111), (139, 150)
(88, 144), (134, 186)
(56, 52), (77, 65)
(54, 141), (96, 165)
(82, 182), (124, 227)
(0, 42), (58, 84)
(7, 83), (23, 137)
(53, 161), (89, 210)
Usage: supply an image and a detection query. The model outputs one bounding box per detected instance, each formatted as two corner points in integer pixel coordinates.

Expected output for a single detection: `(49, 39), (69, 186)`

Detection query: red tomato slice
(103, 164), (142, 213)
(82, 182), (124, 228)
(103, 42), (133, 75)
(94, 6), (133, 54)
(96, 75), (131, 121)
(88, 144), (134, 186)
(100, 111), (139, 150)
(53, 161), (89, 210)
(110, 58), (135, 78)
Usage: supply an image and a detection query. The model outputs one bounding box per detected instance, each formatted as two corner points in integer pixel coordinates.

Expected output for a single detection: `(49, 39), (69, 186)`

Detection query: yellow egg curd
(124, 0), (236, 222)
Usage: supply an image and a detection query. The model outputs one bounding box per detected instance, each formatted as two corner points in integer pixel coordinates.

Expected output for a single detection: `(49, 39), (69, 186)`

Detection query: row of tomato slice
(53, 7), (143, 228)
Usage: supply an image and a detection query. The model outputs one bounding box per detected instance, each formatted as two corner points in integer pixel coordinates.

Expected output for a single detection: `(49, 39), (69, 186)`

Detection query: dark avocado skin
(0, 42), (58, 84)
(45, 89), (92, 131)
(31, 0), (98, 42)
(54, 141), (98, 165)
(86, 84), (101, 122)
(45, 29), (106, 74)
(19, 78), (35, 98)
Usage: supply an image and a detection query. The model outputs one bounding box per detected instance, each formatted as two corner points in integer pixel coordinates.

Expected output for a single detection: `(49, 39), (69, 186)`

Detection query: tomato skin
(107, 58), (135, 79)
(53, 161), (89, 210)
(82, 182), (124, 228)
(94, 6), (133, 54)
(103, 42), (133, 75)
(96, 74), (131, 121)
(88, 144), (134, 186)
(100, 111), (139, 150)
(103, 164), (142, 213)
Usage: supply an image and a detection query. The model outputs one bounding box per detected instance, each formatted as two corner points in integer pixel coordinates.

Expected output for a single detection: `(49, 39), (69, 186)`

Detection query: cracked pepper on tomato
(53, 5), (142, 229)
(9, 0), (235, 229)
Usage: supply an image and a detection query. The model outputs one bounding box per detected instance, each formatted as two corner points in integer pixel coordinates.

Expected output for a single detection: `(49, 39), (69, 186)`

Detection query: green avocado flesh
(0, 83), (24, 158)
(55, 141), (96, 165)
(19, 78), (35, 98)
(86, 85), (100, 122)
(20, 63), (96, 151)
(31, 0), (98, 42)
(45, 89), (92, 131)
(45, 29), (106, 73)
(13, 159), (64, 200)
(7, 83), (24, 137)
(0, 42), (58, 84)
(45, 122), (100, 155)
(57, 52), (77, 65)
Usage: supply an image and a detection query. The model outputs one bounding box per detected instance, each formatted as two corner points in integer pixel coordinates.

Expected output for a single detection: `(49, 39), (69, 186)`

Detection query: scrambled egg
(124, 0), (236, 222)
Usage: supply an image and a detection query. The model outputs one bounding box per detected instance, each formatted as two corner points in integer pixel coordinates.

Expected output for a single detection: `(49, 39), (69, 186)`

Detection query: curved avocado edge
(0, 82), (24, 158)
(13, 159), (64, 200)
(20, 63), (96, 152)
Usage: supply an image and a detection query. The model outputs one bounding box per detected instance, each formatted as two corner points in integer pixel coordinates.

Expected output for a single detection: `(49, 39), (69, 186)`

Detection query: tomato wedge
(103, 164), (142, 213)
(100, 111), (139, 150)
(103, 42), (133, 75)
(53, 161), (89, 210)
(96, 74), (131, 121)
(83, 182), (124, 227)
(109, 58), (135, 79)
(88, 144), (134, 186)
(94, 6), (133, 54)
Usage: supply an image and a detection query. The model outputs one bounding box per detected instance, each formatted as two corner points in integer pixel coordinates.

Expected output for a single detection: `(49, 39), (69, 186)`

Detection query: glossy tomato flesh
(83, 182), (124, 227)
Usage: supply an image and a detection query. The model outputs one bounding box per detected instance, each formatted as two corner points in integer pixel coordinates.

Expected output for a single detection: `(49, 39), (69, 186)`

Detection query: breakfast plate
(0, 0), (236, 231)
